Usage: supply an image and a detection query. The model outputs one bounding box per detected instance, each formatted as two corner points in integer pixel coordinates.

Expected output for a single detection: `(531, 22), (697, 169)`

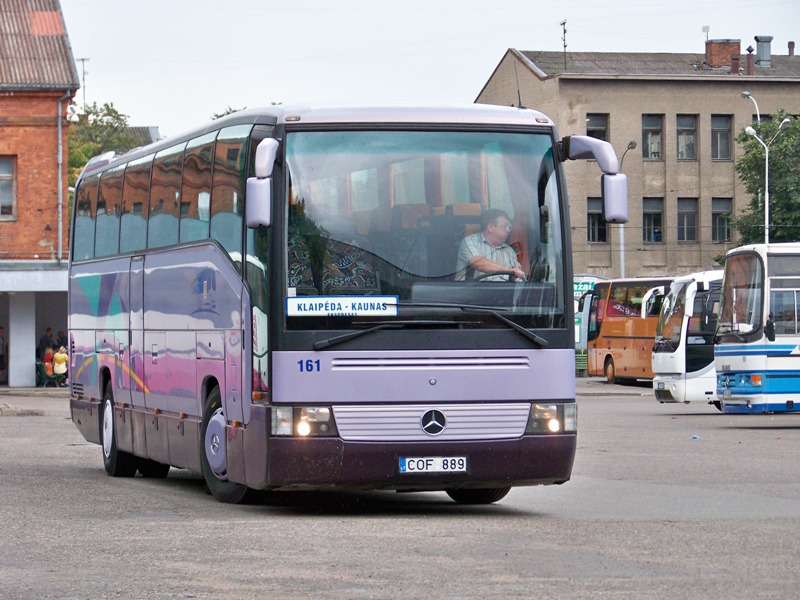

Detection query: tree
(211, 106), (245, 120)
(68, 101), (138, 188)
(733, 110), (800, 245)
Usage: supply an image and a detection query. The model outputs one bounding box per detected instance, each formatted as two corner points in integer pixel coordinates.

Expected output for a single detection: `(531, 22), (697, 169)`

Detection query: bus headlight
(271, 406), (338, 437)
(525, 403), (577, 434)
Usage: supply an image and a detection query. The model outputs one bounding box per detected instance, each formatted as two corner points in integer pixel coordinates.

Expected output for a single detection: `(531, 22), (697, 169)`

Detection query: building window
(643, 197), (663, 242)
(587, 197), (607, 243)
(586, 114), (608, 141)
(712, 197), (732, 242)
(677, 115), (697, 160)
(711, 115), (732, 160)
(677, 198), (698, 242)
(0, 156), (16, 218)
(642, 115), (662, 159)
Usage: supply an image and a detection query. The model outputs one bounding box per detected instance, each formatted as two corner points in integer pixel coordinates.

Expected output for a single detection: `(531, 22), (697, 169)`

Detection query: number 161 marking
(298, 359), (321, 373)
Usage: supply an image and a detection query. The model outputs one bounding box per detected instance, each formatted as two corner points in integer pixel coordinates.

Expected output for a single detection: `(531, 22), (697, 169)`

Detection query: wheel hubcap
(205, 407), (227, 479)
(102, 400), (113, 458)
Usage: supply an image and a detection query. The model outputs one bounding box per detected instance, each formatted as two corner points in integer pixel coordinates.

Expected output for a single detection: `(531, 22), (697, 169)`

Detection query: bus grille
(333, 403), (531, 441)
(330, 356), (530, 370)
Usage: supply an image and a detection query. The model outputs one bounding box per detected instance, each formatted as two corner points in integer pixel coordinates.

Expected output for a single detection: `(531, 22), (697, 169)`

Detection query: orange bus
(582, 277), (672, 383)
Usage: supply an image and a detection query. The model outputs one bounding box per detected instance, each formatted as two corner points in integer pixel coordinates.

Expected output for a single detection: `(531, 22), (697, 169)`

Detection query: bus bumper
(265, 435), (576, 491)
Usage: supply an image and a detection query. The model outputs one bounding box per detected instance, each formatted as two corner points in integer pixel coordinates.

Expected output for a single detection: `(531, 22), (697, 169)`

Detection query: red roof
(0, 0), (79, 91)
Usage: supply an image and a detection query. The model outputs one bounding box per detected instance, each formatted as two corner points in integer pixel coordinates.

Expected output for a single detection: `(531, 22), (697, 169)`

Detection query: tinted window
(120, 155), (153, 253)
(211, 125), (251, 256)
(148, 143), (186, 248)
(95, 165), (124, 257)
(73, 174), (99, 260)
(180, 132), (217, 243)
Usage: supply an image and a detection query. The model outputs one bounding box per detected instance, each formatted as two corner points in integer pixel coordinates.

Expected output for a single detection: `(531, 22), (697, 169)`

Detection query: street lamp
(741, 91), (761, 122)
(745, 118), (791, 244)
(617, 141), (637, 277)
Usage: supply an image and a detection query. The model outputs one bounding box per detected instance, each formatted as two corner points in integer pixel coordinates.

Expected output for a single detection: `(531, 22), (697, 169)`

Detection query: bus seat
(323, 236), (379, 295)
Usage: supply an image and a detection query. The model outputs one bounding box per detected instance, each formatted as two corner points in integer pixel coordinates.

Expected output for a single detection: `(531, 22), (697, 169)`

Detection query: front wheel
(445, 487), (511, 505)
(101, 383), (137, 477)
(604, 357), (617, 384)
(200, 387), (256, 504)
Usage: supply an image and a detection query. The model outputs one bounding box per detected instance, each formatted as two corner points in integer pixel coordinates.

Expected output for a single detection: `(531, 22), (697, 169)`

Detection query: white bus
(651, 270), (723, 407)
(716, 243), (800, 414)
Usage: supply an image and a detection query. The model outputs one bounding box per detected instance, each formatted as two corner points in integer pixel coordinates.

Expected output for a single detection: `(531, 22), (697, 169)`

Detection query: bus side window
(148, 142), (186, 249)
(120, 155), (153, 253)
(73, 174), (99, 261)
(211, 125), (252, 258)
(95, 165), (124, 258)
(180, 132), (217, 243)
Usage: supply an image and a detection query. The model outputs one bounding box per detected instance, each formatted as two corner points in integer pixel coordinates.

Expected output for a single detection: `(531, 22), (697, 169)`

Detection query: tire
(445, 487), (511, 505)
(101, 382), (137, 477)
(137, 458), (170, 478)
(604, 357), (617, 384)
(199, 387), (255, 504)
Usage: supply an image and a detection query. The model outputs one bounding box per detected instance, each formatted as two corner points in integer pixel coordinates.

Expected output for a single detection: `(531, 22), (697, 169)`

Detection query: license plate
(399, 456), (467, 473)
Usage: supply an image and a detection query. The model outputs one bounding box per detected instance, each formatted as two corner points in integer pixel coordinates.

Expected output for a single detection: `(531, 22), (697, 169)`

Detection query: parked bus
(582, 277), (672, 383)
(715, 243), (800, 414)
(69, 104), (627, 504)
(651, 270), (723, 407)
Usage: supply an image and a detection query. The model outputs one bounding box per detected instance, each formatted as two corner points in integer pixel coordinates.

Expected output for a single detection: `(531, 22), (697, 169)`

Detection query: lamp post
(616, 141), (636, 278)
(745, 118), (791, 244)
(741, 91), (761, 122)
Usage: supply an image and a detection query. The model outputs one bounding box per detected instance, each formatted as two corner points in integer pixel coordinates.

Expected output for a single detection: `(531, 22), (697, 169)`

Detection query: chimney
(705, 39), (741, 68)
(731, 55), (740, 74)
(755, 35), (773, 67)
(746, 45), (755, 75)
(790, 41), (796, 57)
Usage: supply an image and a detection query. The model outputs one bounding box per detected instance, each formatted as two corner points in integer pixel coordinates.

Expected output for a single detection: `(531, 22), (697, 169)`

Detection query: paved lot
(1, 380), (799, 599)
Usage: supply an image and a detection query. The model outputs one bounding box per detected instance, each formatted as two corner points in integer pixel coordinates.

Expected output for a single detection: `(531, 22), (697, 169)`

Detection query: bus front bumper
(264, 435), (576, 491)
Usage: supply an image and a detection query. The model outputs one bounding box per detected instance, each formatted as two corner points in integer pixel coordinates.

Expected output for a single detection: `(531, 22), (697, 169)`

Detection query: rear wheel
(200, 387), (255, 504)
(604, 356), (617, 384)
(445, 487), (511, 505)
(101, 383), (137, 477)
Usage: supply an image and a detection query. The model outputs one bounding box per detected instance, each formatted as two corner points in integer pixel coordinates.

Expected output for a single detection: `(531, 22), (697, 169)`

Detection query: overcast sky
(60, 0), (799, 138)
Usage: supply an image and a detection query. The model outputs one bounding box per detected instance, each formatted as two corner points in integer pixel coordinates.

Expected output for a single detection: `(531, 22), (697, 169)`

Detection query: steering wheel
(473, 270), (517, 282)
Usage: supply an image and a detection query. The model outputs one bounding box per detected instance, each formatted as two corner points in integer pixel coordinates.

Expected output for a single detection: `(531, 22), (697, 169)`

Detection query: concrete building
(476, 36), (800, 279)
(0, 0), (79, 386)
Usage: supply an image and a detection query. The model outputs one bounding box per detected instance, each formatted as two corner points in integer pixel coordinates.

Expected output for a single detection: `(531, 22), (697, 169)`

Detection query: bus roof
(726, 242), (800, 257)
(79, 104), (556, 179)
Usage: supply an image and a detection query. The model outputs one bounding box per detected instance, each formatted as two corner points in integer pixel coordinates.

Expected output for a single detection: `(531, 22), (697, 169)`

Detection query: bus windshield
(282, 129), (564, 330)
(718, 252), (763, 339)
(655, 281), (688, 351)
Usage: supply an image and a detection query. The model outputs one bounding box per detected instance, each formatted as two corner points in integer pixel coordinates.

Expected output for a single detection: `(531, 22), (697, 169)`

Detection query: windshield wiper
(313, 319), (463, 351)
(397, 301), (549, 348)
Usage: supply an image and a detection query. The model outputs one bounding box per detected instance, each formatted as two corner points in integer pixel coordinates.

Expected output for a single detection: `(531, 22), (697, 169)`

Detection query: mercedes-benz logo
(420, 409), (446, 435)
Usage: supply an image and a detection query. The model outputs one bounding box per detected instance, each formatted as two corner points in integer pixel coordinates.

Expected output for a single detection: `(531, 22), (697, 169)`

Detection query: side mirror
(765, 319), (776, 342)
(245, 138), (280, 228)
(602, 173), (628, 224)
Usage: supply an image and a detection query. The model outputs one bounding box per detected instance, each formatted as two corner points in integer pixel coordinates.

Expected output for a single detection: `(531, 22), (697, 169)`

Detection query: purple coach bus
(69, 105), (627, 504)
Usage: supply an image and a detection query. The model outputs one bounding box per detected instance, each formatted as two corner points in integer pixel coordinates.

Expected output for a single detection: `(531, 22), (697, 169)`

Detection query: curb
(0, 403), (46, 417)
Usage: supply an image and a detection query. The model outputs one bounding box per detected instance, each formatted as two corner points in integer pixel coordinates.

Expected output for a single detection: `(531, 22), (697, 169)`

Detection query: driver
(455, 208), (526, 281)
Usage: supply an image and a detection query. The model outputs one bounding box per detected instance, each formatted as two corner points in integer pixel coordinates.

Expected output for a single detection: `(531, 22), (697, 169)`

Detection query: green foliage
(68, 102), (138, 188)
(733, 110), (800, 244)
(211, 106), (245, 120)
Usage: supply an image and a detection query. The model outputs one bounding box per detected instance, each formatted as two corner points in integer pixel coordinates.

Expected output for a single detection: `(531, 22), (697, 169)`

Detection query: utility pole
(561, 20), (568, 71)
(77, 58), (90, 111)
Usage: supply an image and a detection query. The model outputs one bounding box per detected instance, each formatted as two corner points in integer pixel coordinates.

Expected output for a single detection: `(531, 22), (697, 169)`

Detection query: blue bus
(69, 105), (627, 503)
(716, 243), (800, 414)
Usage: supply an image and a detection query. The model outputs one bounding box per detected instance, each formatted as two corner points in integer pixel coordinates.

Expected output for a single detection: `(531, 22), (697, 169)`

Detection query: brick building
(476, 35), (800, 279)
(0, 0), (79, 386)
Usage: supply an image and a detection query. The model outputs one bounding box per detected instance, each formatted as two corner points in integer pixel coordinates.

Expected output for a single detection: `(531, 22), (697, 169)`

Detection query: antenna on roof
(561, 20), (568, 71)
(702, 25), (710, 41)
(513, 62), (525, 109)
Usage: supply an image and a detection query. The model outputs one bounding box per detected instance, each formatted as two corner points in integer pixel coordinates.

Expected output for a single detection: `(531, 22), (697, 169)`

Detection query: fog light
(547, 418), (561, 433)
(296, 420), (311, 437)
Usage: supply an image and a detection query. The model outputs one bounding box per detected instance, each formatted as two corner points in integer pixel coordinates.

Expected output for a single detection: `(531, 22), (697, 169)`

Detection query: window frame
(587, 197), (607, 243)
(677, 197), (698, 243)
(676, 115), (697, 160)
(586, 114), (609, 141)
(641, 114), (663, 160)
(0, 156), (17, 220)
(643, 197), (664, 243)
(711, 115), (732, 161)
(712, 197), (732, 243)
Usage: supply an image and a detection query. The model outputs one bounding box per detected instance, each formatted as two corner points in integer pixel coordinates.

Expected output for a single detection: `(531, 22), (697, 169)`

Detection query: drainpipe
(57, 91), (71, 264)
